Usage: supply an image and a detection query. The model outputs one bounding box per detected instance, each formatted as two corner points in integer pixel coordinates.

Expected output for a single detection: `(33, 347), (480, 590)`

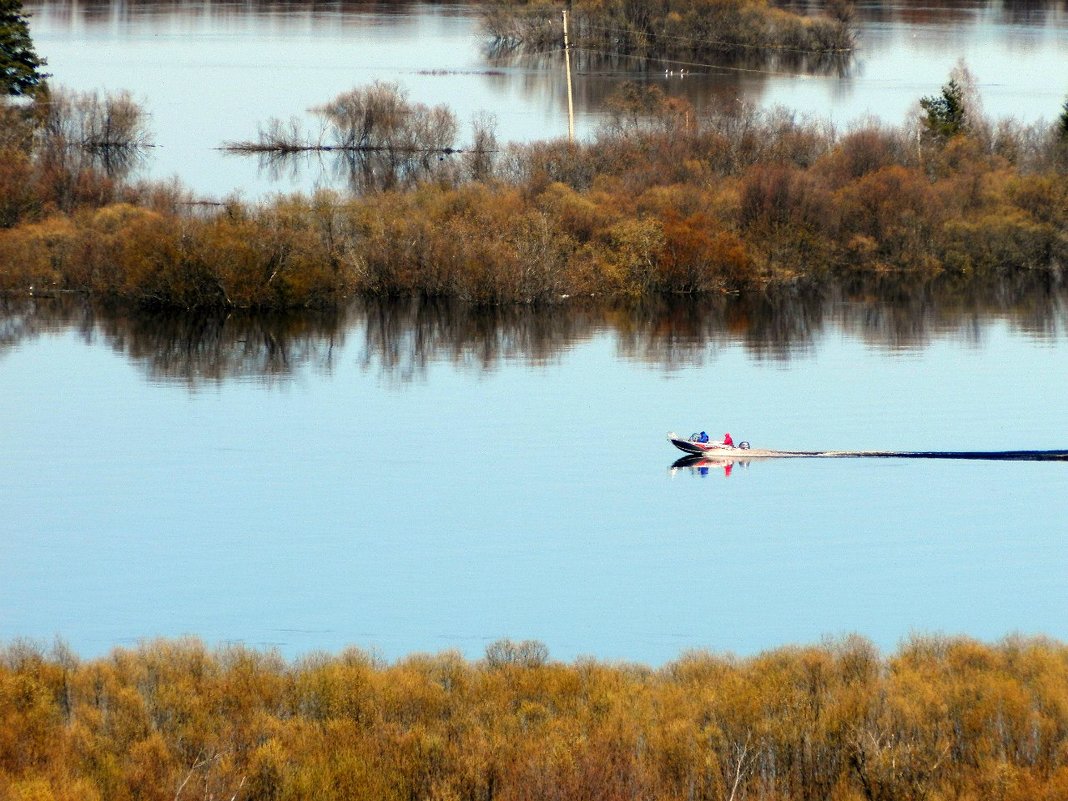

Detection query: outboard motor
(739, 441), (750, 450)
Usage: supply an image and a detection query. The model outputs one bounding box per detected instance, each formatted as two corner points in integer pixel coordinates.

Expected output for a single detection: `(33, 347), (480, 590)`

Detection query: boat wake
(731, 449), (1068, 461)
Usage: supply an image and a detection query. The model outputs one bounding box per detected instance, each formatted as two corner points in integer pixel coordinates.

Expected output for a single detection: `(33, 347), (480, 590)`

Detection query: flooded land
(24, 0), (1068, 197)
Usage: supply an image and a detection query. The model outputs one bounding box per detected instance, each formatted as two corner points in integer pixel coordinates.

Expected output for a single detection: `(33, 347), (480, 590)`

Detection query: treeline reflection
(3, 279), (1065, 383)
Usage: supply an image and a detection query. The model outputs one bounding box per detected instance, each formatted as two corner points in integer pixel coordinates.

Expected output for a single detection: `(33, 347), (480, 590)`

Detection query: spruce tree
(1, 0), (48, 96)
(919, 78), (967, 140)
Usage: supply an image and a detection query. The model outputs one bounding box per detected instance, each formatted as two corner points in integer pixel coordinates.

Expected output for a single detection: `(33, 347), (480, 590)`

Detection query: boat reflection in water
(670, 454), (751, 478)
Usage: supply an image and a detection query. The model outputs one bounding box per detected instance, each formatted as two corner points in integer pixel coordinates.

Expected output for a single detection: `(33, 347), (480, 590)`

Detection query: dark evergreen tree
(1, 0), (48, 96)
(1059, 96), (1068, 138)
(919, 78), (967, 140)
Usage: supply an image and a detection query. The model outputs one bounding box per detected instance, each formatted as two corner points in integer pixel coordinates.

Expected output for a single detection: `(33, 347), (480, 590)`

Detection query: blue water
(2, 298), (1066, 662)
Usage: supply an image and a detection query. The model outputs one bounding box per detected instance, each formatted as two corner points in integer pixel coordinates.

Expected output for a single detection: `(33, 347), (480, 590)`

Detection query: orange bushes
(3, 636), (1068, 801)
(0, 149), (38, 228)
(740, 165), (828, 232)
(816, 124), (908, 186)
(832, 166), (941, 271)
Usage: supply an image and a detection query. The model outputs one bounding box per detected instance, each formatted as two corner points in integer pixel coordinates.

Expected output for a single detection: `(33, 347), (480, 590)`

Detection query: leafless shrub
(484, 638), (550, 668)
(39, 88), (152, 150)
(32, 88), (152, 192)
(312, 81), (458, 155)
(464, 111), (499, 181)
(224, 116), (319, 153)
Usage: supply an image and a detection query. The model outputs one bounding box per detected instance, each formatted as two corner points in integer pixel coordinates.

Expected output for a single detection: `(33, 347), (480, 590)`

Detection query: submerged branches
(224, 82), (462, 157)
(222, 84), (498, 192)
(232, 146), (462, 193)
(37, 87), (154, 177)
(39, 88), (152, 150)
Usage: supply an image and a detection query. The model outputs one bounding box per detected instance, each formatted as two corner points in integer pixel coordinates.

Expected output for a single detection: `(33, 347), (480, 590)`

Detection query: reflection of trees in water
(3, 279), (1065, 382)
(112, 309), (349, 385)
(34, 0), (469, 25)
(357, 296), (600, 381)
(242, 149), (461, 194)
(610, 290), (827, 367)
(0, 299), (74, 349)
(850, 0), (1063, 25)
(484, 49), (854, 131)
(0, 297), (347, 384)
(835, 273), (1067, 349)
(98, 309), (348, 385)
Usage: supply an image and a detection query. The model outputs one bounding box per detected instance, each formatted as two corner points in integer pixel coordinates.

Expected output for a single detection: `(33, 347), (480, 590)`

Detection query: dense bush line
(0, 77), (1066, 309)
(2, 635), (1068, 801)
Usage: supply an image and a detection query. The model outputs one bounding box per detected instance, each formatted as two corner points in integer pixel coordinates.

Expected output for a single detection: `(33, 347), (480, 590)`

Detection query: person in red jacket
(723, 432), (734, 447)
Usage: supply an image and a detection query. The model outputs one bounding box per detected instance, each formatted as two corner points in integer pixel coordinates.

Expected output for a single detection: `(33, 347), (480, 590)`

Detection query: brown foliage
(833, 166), (940, 271)
(2, 636), (1068, 801)
(3, 76), (1068, 308)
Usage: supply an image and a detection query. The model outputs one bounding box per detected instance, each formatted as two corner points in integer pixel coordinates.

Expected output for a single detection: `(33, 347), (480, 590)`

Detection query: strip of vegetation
(3, 635), (1068, 801)
(482, 0), (855, 65)
(1, 70), (1067, 308)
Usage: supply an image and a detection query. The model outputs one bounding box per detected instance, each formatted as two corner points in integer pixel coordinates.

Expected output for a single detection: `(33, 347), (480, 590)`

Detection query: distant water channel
(2, 289), (1067, 662)
(25, 0), (1068, 198)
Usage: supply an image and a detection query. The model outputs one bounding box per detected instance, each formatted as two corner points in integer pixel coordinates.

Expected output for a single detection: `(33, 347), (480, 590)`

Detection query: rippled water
(2, 290), (1066, 662)
(24, 0), (1068, 197)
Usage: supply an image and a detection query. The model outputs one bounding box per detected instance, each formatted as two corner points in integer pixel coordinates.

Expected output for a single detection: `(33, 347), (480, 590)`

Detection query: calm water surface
(8, 1), (1068, 661)
(2, 292), (1067, 662)
(24, 0), (1068, 198)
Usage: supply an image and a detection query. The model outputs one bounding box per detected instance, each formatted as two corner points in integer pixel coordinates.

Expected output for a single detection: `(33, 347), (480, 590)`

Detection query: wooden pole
(563, 9), (575, 143)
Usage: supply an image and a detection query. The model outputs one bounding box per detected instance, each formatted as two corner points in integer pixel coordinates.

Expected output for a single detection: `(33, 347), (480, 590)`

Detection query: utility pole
(562, 9), (575, 142)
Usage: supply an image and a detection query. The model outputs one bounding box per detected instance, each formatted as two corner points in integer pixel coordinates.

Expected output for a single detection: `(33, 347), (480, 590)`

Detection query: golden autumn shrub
(3, 637), (1068, 801)
(0, 149), (38, 228)
(0, 215), (76, 293)
(833, 166), (941, 271)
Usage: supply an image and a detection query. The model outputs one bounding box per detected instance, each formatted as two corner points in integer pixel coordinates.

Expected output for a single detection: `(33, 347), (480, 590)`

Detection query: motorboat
(668, 432), (750, 456)
(669, 433), (1068, 461)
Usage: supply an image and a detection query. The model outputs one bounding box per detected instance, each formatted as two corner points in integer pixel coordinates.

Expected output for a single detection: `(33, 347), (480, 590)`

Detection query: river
(6, 1), (1068, 663)
(2, 288), (1067, 662)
